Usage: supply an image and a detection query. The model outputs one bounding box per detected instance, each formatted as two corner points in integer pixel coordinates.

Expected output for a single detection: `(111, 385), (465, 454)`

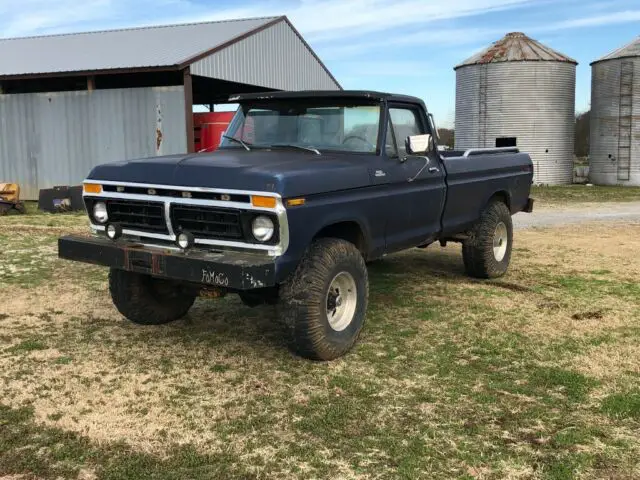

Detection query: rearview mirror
(405, 134), (432, 155)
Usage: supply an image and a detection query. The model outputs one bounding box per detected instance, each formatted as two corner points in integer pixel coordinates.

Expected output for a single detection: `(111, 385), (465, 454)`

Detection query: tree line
(574, 110), (589, 158)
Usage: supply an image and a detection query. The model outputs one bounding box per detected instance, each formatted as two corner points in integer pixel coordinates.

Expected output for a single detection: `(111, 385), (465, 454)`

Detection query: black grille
(106, 200), (167, 233)
(171, 205), (243, 240)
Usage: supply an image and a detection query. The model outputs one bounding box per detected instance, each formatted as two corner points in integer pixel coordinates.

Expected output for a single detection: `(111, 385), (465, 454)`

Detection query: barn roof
(0, 15), (337, 87)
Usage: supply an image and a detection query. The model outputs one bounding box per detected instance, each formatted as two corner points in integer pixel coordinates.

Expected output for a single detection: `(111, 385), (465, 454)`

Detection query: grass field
(1, 208), (640, 479)
(530, 185), (640, 206)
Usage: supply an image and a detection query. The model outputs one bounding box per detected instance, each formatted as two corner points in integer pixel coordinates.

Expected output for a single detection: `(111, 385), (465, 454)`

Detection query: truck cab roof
(227, 90), (426, 108)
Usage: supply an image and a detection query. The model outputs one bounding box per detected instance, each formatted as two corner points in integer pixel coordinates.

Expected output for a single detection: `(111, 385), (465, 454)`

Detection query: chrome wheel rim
(493, 222), (508, 262)
(326, 271), (358, 332)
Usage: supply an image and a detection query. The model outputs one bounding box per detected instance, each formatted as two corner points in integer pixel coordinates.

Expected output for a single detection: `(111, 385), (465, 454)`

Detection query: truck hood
(87, 149), (372, 197)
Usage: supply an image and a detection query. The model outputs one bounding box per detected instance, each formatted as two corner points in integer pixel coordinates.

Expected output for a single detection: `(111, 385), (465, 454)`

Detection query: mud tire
(462, 201), (513, 279)
(279, 238), (368, 361)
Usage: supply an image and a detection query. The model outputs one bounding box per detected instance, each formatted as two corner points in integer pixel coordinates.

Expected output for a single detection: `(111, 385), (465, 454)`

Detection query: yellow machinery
(0, 183), (26, 215)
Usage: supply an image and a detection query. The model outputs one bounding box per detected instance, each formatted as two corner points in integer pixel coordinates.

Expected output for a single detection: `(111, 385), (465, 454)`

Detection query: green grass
(6, 338), (48, 353)
(23, 200), (40, 215)
(601, 392), (640, 420)
(531, 185), (640, 205)
(555, 275), (640, 300)
(528, 367), (596, 402)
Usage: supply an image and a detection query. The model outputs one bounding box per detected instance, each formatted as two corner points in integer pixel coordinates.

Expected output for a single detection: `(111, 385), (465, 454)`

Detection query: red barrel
(193, 112), (235, 152)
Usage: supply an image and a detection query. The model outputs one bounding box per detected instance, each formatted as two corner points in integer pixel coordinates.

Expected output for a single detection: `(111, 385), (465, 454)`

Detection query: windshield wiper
(270, 144), (321, 155)
(222, 135), (251, 151)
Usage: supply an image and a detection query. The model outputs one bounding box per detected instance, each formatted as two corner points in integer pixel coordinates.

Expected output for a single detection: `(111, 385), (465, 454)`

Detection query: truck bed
(439, 147), (533, 236)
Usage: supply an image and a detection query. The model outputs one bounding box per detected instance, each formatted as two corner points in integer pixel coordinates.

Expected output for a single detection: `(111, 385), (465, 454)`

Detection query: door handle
(428, 167), (440, 173)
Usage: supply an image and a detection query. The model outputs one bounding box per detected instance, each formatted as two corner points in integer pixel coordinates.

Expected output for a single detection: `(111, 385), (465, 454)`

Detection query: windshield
(219, 101), (381, 153)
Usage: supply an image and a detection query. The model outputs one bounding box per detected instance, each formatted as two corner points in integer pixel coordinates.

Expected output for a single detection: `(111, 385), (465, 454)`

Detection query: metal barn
(590, 36), (640, 186)
(454, 32), (577, 185)
(0, 16), (341, 199)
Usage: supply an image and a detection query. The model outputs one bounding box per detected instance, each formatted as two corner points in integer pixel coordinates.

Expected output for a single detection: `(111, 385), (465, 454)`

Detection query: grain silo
(590, 37), (640, 185)
(454, 32), (577, 184)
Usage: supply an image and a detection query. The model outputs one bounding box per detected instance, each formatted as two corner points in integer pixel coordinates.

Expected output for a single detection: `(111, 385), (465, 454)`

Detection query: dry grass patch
(570, 342), (640, 382)
(516, 222), (640, 278)
(1, 283), (296, 453)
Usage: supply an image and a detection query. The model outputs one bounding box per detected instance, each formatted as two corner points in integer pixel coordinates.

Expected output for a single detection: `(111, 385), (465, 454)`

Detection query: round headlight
(106, 223), (122, 240)
(93, 202), (108, 224)
(251, 215), (275, 242)
(177, 231), (194, 250)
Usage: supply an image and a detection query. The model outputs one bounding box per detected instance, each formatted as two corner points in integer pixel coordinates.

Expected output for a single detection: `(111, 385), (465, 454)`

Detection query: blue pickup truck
(59, 90), (533, 360)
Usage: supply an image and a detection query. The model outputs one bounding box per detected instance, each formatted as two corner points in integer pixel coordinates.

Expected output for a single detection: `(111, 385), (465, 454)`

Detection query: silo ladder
(478, 65), (488, 149)
(617, 61), (634, 182)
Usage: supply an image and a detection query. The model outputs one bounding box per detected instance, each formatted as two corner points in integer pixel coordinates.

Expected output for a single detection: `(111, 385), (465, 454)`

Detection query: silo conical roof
(455, 32), (577, 70)
(591, 36), (640, 65)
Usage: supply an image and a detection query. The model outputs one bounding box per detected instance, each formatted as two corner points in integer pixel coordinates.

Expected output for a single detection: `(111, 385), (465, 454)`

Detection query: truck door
(370, 104), (446, 251)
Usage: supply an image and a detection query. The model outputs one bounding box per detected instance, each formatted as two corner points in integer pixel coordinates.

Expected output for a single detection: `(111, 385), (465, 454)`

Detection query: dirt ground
(513, 201), (640, 229)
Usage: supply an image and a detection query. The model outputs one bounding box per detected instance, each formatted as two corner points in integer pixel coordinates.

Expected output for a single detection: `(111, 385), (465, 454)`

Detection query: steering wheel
(342, 135), (375, 151)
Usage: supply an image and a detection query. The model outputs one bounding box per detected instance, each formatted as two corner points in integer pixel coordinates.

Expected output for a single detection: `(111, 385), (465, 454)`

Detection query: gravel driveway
(513, 201), (640, 229)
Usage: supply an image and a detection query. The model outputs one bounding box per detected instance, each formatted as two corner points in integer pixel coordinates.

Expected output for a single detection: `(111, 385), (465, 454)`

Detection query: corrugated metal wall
(590, 58), (640, 185)
(455, 61), (576, 185)
(192, 20), (340, 91)
(0, 86), (186, 199)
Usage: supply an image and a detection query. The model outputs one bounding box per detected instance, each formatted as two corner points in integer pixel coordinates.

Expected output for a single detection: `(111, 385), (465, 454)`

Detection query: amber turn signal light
(286, 198), (305, 207)
(251, 195), (277, 208)
(83, 183), (102, 194)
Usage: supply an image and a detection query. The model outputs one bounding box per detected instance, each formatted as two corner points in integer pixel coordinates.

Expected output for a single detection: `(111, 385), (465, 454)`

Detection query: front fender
(309, 213), (373, 248)
(274, 193), (384, 282)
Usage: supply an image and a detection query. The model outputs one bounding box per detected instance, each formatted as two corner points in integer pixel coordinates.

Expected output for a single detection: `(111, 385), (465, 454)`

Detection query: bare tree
(437, 128), (455, 149)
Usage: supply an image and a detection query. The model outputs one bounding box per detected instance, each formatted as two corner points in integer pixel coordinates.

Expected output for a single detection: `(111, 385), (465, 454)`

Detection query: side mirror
(405, 134), (432, 155)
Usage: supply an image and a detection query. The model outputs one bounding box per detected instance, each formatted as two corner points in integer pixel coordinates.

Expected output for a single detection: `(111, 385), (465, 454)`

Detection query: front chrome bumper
(58, 235), (277, 290)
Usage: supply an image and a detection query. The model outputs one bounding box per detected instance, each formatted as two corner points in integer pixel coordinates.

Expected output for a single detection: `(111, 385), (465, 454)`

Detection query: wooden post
(87, 76), (95, 91)
(183, 68), (195, 153)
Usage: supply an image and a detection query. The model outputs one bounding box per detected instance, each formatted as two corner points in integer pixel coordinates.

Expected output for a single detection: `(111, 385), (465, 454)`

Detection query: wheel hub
(326, 271), (357, 332)
(493, 222), (508, 262)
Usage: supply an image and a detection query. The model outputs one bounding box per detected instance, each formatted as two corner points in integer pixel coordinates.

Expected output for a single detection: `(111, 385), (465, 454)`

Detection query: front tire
(462, 201), (513, 279)
(109, 269), (197, 325)
(279, 238), (369, 361)
(239, 288), (279, 308)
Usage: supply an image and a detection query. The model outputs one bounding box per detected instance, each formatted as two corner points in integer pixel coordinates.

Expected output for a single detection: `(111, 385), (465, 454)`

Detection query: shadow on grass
(0, 404), (253, 480)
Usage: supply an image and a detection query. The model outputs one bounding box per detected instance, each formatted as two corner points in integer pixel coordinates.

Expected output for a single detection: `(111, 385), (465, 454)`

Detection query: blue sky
(1, 0), (639, 127)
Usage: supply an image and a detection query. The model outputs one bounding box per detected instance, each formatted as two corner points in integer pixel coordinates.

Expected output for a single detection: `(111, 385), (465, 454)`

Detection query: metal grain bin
(454, 32), (577, 185)
(590, 36), (640, 186)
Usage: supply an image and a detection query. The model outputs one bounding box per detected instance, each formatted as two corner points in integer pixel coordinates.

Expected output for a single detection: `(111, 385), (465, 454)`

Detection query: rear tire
(109, 269), (197, 325)
(462, 201), (513, 279)
(279, 238), (368, 361)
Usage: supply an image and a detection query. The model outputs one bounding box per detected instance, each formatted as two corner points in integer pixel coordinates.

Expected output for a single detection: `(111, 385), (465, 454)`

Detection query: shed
(0, 16), (341, 199)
